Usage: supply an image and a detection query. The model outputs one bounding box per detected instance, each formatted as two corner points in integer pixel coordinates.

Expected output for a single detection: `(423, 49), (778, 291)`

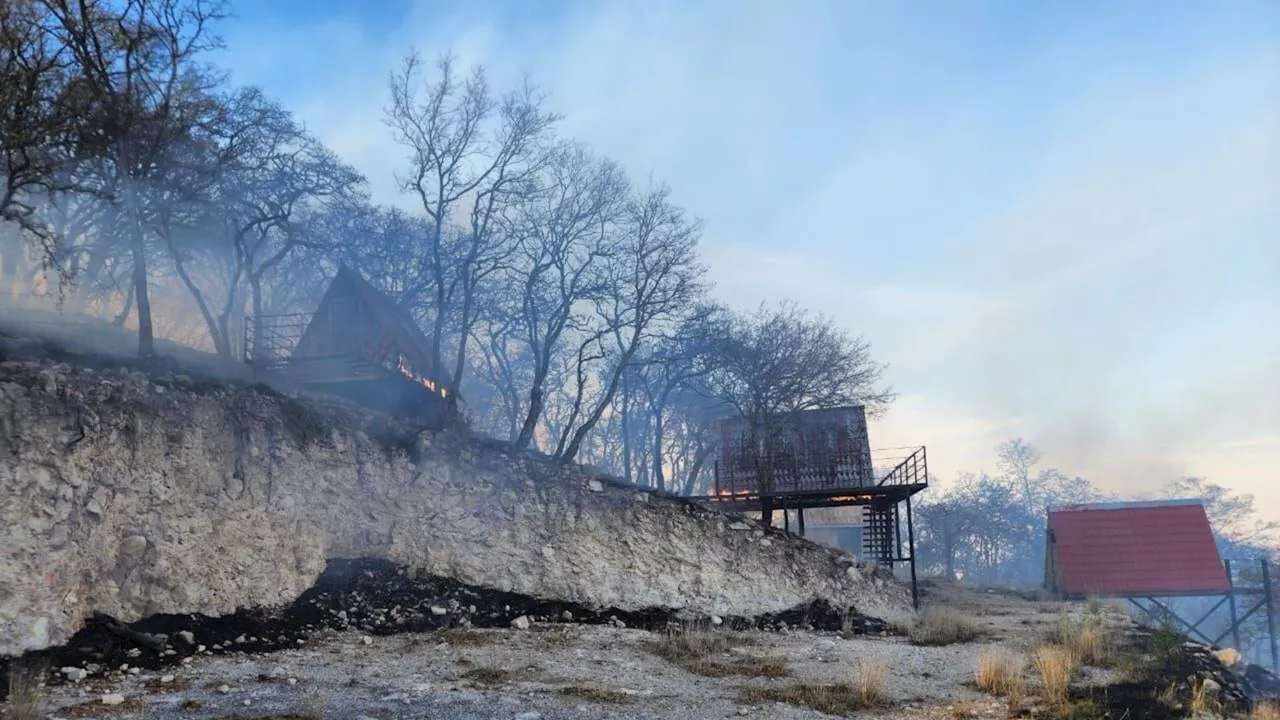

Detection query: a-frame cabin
(244, 266), (449, 424)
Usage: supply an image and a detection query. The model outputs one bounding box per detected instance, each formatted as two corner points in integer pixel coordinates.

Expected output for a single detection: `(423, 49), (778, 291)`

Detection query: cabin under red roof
(1045, 500), (1229, 597)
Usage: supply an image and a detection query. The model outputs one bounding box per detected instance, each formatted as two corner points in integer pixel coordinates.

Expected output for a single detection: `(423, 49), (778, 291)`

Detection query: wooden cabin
(245, 266), (449, 424)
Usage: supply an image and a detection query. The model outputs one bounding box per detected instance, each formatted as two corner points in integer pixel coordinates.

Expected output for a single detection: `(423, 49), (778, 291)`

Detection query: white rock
(177, 630), (196, 645)
(160, 675), (175, 683)
(710, 615), (723, 626)
(510, 615), (531, 630)
(587, 479), (604, 492)
(217, 684), (231, 694)
(60, 666), (88, 682)
(561, 610), (574, 622)
(361, 635), (373, 645)
(287, 678), (298, 685)
(127, 667), (140, 675)
(101, 693), (125, 706)
(759, 539), (772, 547)
(516, 713), (543, 720)
(430, 606), (448, 616)
(728, 522), (752, 531)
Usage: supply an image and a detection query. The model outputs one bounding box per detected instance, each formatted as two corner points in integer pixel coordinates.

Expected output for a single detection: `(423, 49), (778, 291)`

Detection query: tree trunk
(112, 282), (135, 327)
(652, 408), (665, 493)
(619, 377), (632, 483)
(514, 369), (547, 451)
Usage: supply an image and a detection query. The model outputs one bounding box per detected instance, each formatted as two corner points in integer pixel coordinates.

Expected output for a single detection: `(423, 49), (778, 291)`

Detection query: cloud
(215, 0), (1280, 520)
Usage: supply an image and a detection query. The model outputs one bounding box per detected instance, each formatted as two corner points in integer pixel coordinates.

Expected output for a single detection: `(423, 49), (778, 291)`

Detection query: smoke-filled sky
(214, 0), (1280, 519)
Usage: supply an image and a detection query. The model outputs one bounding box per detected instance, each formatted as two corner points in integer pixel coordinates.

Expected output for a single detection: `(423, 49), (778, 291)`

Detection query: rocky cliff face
(0, 356), (907, 656)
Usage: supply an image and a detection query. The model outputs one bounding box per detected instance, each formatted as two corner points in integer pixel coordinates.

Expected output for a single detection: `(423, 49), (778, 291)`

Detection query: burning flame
(396, 356), (446, 397)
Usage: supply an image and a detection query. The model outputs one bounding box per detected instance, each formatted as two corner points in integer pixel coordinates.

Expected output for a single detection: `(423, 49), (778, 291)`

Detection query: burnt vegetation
(0, 558), (887, 701)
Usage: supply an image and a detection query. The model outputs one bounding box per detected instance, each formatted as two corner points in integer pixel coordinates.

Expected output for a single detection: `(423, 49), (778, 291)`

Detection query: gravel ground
(22, 582), (1121, 720)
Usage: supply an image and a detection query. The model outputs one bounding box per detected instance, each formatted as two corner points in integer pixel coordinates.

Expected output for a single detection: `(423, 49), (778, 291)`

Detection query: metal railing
(878, 446), (928, 487)
(712, 445), (928, 497)
(243, 313), (313, 368)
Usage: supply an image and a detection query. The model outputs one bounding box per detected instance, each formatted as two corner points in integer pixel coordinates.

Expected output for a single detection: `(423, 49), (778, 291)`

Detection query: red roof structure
(1045, 499), (1229, 597)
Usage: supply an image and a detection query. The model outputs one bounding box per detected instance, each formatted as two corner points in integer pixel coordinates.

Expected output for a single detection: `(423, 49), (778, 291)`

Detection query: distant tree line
(0, 0), (892, 483)
(914, 439), (1279, 586)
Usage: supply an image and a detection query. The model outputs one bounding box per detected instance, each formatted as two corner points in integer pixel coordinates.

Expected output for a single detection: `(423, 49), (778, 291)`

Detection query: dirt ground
(14, 581), (1137, 720)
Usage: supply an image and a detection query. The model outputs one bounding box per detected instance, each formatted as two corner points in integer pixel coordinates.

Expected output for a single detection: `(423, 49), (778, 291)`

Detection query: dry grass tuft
(851, 663), (887, 707)
(1033, 645), (1076, 710)
(737, 663), (888, 714)
(1047, 616), (1115, 667)
(643, 623), (787, 678)
(908, 607), (983, 646)
(460, 666), (512, 687)
(4, 661), (44, 720)
(974, 649), (1026, 698)
(1189, 677), (1222, 718)
(557, 684), (637, 704)
(1251, 702), (1280, 720)
(438, 628), (492, 647)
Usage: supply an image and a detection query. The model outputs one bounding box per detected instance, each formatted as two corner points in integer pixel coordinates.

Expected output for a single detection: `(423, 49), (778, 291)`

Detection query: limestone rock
(1214, 648), (1242, 668)
(0, 359), (907, 655)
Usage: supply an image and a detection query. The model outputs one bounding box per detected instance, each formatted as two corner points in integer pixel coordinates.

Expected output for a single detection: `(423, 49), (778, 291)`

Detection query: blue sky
(214, 1), (1280, 518)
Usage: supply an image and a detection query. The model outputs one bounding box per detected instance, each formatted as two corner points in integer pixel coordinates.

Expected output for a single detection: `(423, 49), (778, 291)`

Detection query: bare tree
(555, 184), (707, 462)
(0, 0), (81, 276)
(385, 51), (559, 411)
(506, 142), (628, 450)
(44, 0), (227, 357)
(704, 300), (894, 424)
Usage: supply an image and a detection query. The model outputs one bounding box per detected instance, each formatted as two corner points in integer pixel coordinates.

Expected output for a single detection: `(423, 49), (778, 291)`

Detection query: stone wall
(0, 358), (908, 656)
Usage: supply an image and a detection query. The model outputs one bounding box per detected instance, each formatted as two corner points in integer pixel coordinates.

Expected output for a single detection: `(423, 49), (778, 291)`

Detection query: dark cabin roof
(292, 266), (441, 381)
(1045, 499), (1229, 597)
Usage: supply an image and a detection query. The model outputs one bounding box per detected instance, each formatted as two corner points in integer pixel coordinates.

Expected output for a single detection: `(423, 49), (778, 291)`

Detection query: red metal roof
(1046, 500), (1229, 597)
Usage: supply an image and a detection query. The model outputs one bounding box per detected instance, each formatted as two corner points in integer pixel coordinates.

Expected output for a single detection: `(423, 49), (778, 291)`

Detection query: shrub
(1034, 645), (1076, 710)
(908, 607), (982, 646)
(974, 649), (1026, 698)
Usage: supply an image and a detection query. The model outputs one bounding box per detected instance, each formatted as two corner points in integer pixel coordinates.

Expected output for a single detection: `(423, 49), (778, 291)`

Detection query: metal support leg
(1226, 560), (1242, 650)
(1264, 560), (1278, 671)
(784, 507), (790, 533)
(798, 508), (806, 538)
(906, 495), (918, 610)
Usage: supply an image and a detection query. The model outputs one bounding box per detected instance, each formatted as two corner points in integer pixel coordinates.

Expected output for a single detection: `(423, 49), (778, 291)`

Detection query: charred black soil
(0, 558), (890, 700)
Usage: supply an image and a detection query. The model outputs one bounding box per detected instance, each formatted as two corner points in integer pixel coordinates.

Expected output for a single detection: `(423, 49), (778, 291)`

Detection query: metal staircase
(862, 503), (896, 568)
